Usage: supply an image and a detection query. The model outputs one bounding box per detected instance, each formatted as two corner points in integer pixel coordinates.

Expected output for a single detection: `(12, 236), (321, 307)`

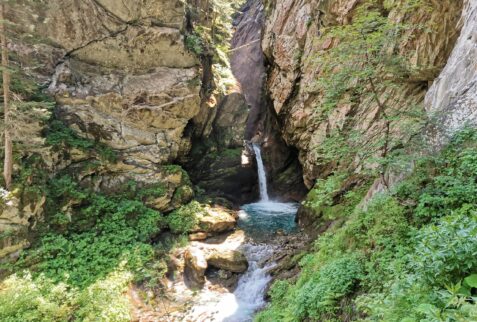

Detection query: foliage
(256, 255), (364, 322)
(0, 169), (192, 319)
(9, 175), (165, 288)
(185, 32), (205, 56)
(303, 173), (370, 224)
(0, 273), (75, 322)
(258, 127), (477, 321)
(166, 201), (205, 234)
(0, 270), (133, 322)
(45, 120), (117, 163)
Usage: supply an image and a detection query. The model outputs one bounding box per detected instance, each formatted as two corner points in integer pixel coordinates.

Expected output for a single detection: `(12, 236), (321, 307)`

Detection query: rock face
(0, 0), (205, 259)
(51, 62), (200, 166)
(0, 191), (45, 260)
(8, 0), (203, 169)
(231, 0), (267, 140)
(425, 0), (477, 148)
(231, 0), (307, 201)
(184, 91), (258, 204)
(262, 0), (463, 188)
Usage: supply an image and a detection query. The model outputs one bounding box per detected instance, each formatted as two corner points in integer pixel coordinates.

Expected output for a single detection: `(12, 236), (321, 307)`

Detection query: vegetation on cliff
(257, 0), (476, 321)
(257, 128), (477, 321)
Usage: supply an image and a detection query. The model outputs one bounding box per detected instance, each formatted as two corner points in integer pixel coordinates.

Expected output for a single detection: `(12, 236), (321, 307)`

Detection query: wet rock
(206, 250), (248, 273)
(206, 268), (241, 292)
(184, 248), (208, 288)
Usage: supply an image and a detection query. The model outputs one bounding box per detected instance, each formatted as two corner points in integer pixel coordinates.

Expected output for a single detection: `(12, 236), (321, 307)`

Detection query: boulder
(188, 232), (208, 241)
(196, 207), (237, 234)
(183, 248), (208, 288)
(207, 250), (248, 273)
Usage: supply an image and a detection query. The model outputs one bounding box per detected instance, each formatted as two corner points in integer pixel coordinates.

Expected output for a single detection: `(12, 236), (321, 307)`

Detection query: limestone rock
(206, 250), (249, 273)
(195, 207), (237, 234)
(184, 248), (208, 288)
(8, 0), (186, 52)
(72, 26), (197, 71)
(189, 232), (208, 241)
(425, 0), (477, 149)
(0, 190), (45, 259)
(51, 61), (201, 167)
(78, 163), (194, 213)
(262, 0), (463, 188)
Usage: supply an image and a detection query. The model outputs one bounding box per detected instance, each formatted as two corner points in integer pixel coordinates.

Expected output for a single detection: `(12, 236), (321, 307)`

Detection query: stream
(172, 145), (299, 322)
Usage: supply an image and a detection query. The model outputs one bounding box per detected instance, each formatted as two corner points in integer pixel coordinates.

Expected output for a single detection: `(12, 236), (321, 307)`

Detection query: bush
(293, 255), (364, 319)
(166, 201), (204, 234)
(0, 271), (134, 322)
(45, 120), (117, 162)
(259, 128), (477, 321)
(411, 206), (477, 285)
(0, 273), (74, 322)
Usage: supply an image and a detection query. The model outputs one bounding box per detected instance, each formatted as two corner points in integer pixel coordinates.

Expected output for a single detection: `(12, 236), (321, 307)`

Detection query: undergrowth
(256, 128), (477, 321)
(0, 168), (198, 321)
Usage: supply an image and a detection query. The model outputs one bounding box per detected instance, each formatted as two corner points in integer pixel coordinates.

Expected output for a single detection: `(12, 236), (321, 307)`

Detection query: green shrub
(73, 270), (133, 322)
(259, 127), (477, 321)
(166, 201), (204, 234)
(293, 255), (364, 319)
(45, 120), (117, 162)
(0, 271), (134, 322)
(411, 206), (477, 285)
(185, 33), (205, 55)
(0, 273), (74, 322)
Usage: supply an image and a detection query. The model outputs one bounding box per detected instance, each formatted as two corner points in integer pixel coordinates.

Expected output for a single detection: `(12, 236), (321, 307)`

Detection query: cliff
(262, 0), (463, 188)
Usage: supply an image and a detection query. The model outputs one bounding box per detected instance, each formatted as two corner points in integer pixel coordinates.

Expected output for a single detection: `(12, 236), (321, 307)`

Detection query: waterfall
(252, 143), (269, 202)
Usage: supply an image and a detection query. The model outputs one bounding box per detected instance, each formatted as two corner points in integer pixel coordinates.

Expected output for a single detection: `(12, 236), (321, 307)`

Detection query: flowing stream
(177, 145), (298, 321)
(226, 145), (298, 320)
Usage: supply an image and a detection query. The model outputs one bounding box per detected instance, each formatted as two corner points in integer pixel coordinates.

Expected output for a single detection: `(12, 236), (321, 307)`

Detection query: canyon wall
(232, 0), (307, 201)
(0, 0), (252, 259)
(262, 0), (464, 189)
(425, 0), (477, 148)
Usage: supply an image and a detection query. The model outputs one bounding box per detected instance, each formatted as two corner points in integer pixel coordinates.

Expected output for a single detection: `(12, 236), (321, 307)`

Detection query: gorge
(1, 0), (477, 321)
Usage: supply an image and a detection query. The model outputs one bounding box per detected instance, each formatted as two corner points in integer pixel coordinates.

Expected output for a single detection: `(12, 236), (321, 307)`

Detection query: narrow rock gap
(231, 0), (308, 202)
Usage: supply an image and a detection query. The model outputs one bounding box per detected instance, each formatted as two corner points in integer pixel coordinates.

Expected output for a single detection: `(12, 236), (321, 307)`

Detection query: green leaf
(464, 274), (477, 288)
(416, 303), (437, 315)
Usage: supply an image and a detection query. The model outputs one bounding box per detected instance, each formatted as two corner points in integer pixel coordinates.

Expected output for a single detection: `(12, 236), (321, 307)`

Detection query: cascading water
(252, 143), (269, 202)
(173, 143), (300, 322)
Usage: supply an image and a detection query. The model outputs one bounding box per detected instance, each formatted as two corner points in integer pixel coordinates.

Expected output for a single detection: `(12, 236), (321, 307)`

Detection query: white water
(176, 242), (276, 322)
(252, 144), (269, 201)
(173, 146), (299, 321)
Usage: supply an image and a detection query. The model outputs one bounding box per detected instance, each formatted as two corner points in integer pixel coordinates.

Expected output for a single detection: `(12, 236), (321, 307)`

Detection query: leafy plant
(45, 120), (117, 163)
(259, 127), (477, 321)
(166, 201), (204, 234)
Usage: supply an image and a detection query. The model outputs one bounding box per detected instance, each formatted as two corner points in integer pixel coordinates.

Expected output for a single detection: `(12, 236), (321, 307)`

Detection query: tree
(313, 0), (426, 189)
(0, 3), (12, 189)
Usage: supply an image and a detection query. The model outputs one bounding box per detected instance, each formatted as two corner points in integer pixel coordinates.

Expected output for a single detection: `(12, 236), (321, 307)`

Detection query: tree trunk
(0, 4), (12, 190)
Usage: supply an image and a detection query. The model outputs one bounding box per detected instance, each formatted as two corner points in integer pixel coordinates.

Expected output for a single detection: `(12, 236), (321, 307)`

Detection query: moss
(220, 148), (242, 159)
(172, 185), (194, 205)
